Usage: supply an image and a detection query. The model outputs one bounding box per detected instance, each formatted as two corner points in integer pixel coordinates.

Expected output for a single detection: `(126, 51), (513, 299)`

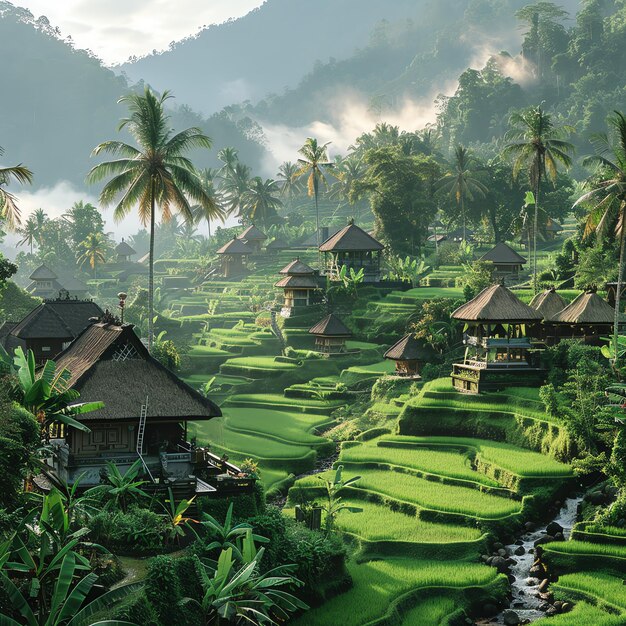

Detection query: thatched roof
(319, 223), (384, 252)
(452, 284), (543, 322)
(238, 224), (267, 241)
(384, 334), (436, 361)
(274, 275), (319, 289)
(266, 238), (289, 250)
(115, 239), (136, 256)
(216, 237), (252, 255)
(529, 288), (568, 321)
(550, 290), (615, 325)
(480, 242), (527, 265)
(7, 299), (102, 340)
(545, 219), (562, 233)
(54, 322), (220, 422)
(309, 314), (352, 337)
(29, 264), (57, 280)
(427, 234), (447, 243)
(279, 258), (316, 275)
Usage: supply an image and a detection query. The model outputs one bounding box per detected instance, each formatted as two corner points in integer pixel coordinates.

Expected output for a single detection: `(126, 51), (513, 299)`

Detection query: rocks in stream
(502, 609), (521, 625)
(546, 521), (564, 536)
(514, 545), (525, 556)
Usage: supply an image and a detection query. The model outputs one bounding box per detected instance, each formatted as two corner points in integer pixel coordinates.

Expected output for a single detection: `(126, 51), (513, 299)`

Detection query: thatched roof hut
(55, 322), (220, 422)
(279, 259), (316, 276)
(216, 237), (252, 255)
(266, 238), (289, 253)
(384, 334), (436, 361)
(529, 287), (568, 321)
(309, 314), (352, 337)
(479, 242), (527, 267)
(319, 223), (384, 252)
(115, 239), (136, 259)
(549, 290), (614, 325)
(452, 284), (543, 323)
(238, 224), (267, 242)
(29, 264), (57, 281)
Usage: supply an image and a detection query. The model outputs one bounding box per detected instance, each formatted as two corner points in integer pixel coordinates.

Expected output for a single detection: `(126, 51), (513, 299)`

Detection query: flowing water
(489, 496), (582, 624)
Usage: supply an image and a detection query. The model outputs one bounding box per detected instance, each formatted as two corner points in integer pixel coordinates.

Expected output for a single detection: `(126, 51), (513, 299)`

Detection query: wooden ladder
(136, 396), (155, 482)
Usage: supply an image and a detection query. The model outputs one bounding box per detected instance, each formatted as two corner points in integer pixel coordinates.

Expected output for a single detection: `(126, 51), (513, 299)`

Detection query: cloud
(259, 84), (457, 175)
(13, 0), (265, 64)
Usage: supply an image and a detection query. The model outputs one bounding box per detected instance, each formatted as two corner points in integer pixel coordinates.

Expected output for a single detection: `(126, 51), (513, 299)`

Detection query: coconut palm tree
(32, 207), (48, 244)
(502, 105), (574, 292)
(575, 111), (626, 363)
(217, 146), (239, 177)
(191, 168), (224, 238)
(437, 145), (488, 242)
(241, 177), (283, 227)
(276, 161), (302, 209)
(76, 232), (109, 278)
(86, 87), (218, 349)
(0, 145), (33, 229)
(294, 138), (333, 248)
(17, 215), (39, 253)
(329, 156), (365, 220)
(221, 162), (251, 217)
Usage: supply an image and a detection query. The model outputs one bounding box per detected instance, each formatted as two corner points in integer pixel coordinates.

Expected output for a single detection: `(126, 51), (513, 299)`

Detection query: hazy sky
(14, 0), (265, 64)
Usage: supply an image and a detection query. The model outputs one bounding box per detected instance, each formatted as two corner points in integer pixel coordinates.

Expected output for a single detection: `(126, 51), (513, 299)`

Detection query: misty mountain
(0, 2), (267, 189)
(120, 0), (428, 115)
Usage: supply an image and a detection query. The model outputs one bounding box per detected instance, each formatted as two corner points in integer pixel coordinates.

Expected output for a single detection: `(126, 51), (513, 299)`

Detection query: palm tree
(86, 87), (218, 349)
(276, 161), (302, 209)
(0, 145), (33, 229)
(575, 111), (626, 363)
(217, 146), (239, 176)
(32, 207), (48, 245)
(437, 145), (488, 242)
(241, 177), (283, 227)
(17, 215), (39, 253)
(502, 105), (574, 292)
(329, 156), (365, 220)
(76, 232), (109, 278)
(221, 162), (251, 217)
(294, 138), (333, 248)
(192, 168), (224, 238)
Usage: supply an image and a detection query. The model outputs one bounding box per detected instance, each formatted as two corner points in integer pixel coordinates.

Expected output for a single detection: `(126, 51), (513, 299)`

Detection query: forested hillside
(0, 2), (267, 187)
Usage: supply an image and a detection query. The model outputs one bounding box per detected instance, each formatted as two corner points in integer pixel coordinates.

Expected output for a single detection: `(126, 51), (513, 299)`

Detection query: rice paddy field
(152, 240), (619, 624)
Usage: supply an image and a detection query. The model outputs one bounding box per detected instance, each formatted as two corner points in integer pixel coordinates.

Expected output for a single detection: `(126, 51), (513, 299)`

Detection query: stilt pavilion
(309, 313), (352, 354)
(275, 258), (320, 313)
(451, 283), (544, 393)
(216, 237), (252, 278)
(238, 224), (267, 254)
(384, 333), (436, 379)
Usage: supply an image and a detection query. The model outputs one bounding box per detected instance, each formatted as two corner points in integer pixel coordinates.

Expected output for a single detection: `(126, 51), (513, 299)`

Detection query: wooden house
(479, 242), (527, 280)
(216, 237), (252, 278)
(309, 314), (352, 354)
(47, 317), (253, 496)
(450, 284), (544, 393)
(548, 290), (616, 345)
(529, 287), (568, 345)
(545, 219), (563, 241)
(238, 224), (267, 254)
(115, 239), (136, 263)
(275, 258), (320, 313)
(26, 264), (65, 299)
(319, 221), (384, 283)
(0, 295), (103, 363)
(384, 334), (436, 378)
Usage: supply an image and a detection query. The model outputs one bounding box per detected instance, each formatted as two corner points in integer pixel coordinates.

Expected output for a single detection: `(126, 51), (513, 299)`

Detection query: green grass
(221, 407), (331, 447)
(296, 467), (522, 520)
(340, 441), (499, 487)
(533, 601), (625, 625)
(400, 595), (460, 626)
(320, 498), (483, 544)
(291, 558), (504, 626)
(221, 356), (300, 370)
(552, 571), (626, 611)
(380, 436), (572, 478)
(226, 393), (344, 412)
(543, 540), (626, 560)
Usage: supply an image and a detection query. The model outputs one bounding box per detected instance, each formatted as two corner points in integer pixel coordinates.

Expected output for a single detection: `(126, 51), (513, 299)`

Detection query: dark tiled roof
(452, 284), (543, 322)
(279, 259), (316, 275)
(384, 334), (436, 361)
(309, 313), (352, 337)
(216, 237), (252, 255)
(319, 223), (384, 252)
(8, 299), (103, 340)
(529, 288), (568, 321)
(54, 323), (220, 421)
(115, 240), (136, 256)
(274, 275), (319, 289)
(238, 224), (267, 241)
(550, 291), (615, 324)
(479, 242), (527, 265)
(29, 264), (57, 280)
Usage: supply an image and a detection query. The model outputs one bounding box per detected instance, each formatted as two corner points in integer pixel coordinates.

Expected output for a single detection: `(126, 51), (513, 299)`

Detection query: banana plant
(182, 533), (308, 625)
(0, 346), (103, 434)
(0, 550), (141, 626)
(385, 255), (431, 287)
(161, 487), (198, 544)
(84, 459), (149, 513)
(317, 465), (362, 535)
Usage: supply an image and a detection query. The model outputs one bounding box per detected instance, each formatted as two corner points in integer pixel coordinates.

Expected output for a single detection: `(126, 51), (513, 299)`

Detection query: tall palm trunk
(614, 215), (625, 363)
(148, 179), (156, 351)
(533, 180), (540, 294)
(314, 178), (320, 248)
(461, 194), (466, 241)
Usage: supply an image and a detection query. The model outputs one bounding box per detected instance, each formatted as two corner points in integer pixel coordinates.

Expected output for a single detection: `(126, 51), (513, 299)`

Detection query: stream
(492, 496), (582, 625)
